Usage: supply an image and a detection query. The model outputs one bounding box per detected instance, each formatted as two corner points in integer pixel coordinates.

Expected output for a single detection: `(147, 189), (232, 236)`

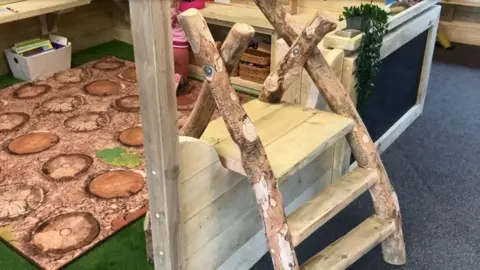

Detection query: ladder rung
(301, 215), (396, 270)
(288, 167), (378, 246)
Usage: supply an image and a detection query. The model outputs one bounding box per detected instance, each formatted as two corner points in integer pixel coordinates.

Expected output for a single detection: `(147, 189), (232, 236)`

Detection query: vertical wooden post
(129, 0), (182, 269)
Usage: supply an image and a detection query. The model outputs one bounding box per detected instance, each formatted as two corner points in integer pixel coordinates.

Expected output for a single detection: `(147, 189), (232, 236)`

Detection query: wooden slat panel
(68, 28), (114, 52)
(183, 148), (335, 269)
(201, 99), (286, 145)
(439, 20), (480, 45)
(270, 116), (353, 182)
(213, 103), (318, 160)
(453, 5), (480, 22)
(205, 100), (354, 180)
(219, 164), (335, 270)
(288, 167), (378, 246)
(182, 149), (333, 260)
(181, 162), (244, 222)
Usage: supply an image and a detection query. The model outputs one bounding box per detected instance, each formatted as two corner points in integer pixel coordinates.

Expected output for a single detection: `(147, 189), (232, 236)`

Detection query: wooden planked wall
(0, 0), (115, 76)
(439, 3), (480, 46)
(112, 7), (133, 45)
(441, 4), (480, 23)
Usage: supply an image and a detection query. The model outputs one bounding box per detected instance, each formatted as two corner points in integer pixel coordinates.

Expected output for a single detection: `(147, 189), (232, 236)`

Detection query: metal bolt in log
(253, 0), (406, 265)
(179, 23), (255, 138)
(178, 9), (299, 270)
(259, 12), (336, 103)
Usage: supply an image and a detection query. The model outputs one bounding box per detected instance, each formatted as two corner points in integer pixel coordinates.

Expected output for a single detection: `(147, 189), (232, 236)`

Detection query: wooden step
(200, 99), (354, 183)
(301, 215), (396, 270)
(288, 167), (378, 246)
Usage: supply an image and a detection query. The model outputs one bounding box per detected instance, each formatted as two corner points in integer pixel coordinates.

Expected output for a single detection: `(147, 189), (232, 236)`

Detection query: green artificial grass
(0, 40), (153, 270)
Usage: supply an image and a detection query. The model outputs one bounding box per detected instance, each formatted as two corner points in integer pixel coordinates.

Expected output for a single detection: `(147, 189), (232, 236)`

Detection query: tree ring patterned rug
(0, 56), (249, 270)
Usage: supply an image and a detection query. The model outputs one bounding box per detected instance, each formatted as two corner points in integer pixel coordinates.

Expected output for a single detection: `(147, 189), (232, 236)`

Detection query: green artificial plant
(339, 3), (389, 111)
(96, 147), (142, 168)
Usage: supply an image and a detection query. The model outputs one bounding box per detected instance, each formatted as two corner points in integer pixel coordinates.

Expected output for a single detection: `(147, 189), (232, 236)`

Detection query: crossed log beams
(179, 24), (254, 138)
(253, 0), (407, 265)
(259, 12), (336, 103)
(178, 8), (337, 269)
(178, 8), (301, 270)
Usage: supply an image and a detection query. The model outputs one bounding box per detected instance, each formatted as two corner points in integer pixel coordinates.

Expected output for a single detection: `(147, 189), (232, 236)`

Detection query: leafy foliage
(340, 3), (389, 111)
(96, 147), (142, 168)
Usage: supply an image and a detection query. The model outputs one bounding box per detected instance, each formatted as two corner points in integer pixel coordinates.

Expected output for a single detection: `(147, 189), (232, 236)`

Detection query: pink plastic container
(178, 0), (205, 12)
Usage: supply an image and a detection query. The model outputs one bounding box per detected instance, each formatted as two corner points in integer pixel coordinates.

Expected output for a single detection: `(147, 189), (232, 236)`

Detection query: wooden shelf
(440, 0), (480, 7)
(441, 20), (480, 29)
(188, 64), (263, 93)
(439, 20), (480, 46)
(201, 99), (354, 182)
(0, 0), (91, 24)
(200, 3), (323, 34)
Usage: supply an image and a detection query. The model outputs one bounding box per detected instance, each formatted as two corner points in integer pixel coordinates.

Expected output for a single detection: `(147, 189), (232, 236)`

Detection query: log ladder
(137, 0), (406, 269)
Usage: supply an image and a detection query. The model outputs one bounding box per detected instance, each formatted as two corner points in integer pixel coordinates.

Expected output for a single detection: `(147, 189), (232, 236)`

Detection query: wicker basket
(239, 63), (270, 84)
(240, 48), (270, 66)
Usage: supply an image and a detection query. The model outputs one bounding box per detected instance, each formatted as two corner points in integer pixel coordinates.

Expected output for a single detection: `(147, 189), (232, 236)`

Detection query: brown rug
(0, 56), (249, 270)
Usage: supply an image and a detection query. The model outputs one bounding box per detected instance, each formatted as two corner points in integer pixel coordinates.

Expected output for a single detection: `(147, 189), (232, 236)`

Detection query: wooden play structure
(130, 0), (406, 269)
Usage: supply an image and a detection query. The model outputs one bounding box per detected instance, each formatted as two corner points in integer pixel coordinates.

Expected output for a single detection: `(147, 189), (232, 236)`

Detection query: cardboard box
(5, 36), (71, 81)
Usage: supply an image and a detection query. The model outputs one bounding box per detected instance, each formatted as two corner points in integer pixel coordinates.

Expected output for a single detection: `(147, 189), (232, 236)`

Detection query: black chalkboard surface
(360, 29), (428, 142)
(350, 29), (429, 164)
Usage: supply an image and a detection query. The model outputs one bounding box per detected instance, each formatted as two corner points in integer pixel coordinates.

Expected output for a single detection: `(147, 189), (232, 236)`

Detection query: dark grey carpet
(251, 44), (480, 269)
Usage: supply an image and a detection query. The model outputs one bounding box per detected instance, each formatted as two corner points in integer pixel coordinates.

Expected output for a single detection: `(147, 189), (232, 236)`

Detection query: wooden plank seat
(178, 100), (355, 269)
(192, 100), (396, 269)
(200, 99), (354, 183)
(0, 0), (91, 24)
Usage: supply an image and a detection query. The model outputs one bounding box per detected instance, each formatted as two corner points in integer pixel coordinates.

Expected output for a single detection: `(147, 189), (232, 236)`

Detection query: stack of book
(11, 38), (54, 57)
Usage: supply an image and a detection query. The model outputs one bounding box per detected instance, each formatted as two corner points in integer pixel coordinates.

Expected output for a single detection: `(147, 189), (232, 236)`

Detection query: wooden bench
(174, 99), (358, 269)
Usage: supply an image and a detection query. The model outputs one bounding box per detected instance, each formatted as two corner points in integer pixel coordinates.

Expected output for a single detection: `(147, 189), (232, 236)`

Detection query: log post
(178, 9), (299, 270)
(179, 23), (255, 138)
(259, 12), (336, 103)
(252, 0), (406, 265)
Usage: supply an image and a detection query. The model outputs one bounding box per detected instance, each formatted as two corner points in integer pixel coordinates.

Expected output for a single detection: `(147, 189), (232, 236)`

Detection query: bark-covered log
(179, 23), (255, 138)
(178, 9), (299, 270)
(252, 0), (406, 265)
(259, 12), (335, 103)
